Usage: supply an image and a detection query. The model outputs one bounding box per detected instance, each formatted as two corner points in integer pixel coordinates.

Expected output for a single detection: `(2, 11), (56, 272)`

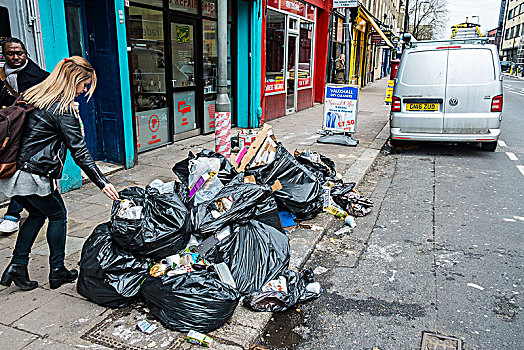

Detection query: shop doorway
(286, 33), (298, 114)
(170, 19), (199, 139)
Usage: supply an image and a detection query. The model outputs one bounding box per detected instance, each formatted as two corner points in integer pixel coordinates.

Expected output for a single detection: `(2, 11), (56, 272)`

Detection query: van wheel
(389, 138), (402, 148)
(480, 141), (497, 152)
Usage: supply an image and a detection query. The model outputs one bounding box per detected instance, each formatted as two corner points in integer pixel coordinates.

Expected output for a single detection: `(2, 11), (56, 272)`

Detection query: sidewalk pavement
(0, 78), (391, 349)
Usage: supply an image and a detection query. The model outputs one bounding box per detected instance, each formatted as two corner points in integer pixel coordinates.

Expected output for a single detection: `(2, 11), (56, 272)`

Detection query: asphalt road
(258, 77), (523, 349)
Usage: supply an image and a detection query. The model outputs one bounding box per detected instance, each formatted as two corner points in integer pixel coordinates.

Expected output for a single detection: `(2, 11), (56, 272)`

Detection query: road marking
(508, 90), (524, 96)
(498, 140), (507, 147)
(518, 165), (524, 176)
(506, 152), (518, 161)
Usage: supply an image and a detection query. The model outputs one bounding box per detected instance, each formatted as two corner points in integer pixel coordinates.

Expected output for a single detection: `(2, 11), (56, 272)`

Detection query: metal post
(344, 8), (352, 84)
(215, 0), (231, 158)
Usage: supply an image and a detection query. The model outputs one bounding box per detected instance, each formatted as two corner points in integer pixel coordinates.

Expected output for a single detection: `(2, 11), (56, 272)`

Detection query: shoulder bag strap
(0, 67), (20, 98)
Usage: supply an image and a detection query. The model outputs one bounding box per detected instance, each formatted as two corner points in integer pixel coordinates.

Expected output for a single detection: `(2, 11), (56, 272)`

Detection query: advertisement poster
(173, 90), (196, 134)
(323, 84), (359, 133)
(135, 107), (169, 153)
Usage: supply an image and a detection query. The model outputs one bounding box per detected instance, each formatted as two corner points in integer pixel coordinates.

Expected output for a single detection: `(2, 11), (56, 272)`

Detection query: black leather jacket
(18, 104), (109, 189)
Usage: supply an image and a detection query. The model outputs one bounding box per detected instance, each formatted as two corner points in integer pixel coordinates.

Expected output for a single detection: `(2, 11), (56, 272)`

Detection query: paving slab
(21, 337), (111, 349)
(13, 293), (108, 343)
(0, 287), (56, 325)
(0, 324), (39, 349)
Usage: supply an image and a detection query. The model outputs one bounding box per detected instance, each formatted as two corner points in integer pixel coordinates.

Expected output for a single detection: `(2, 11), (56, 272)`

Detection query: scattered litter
(334, 227), (352, 235)
(345, 215), (356, 227)
(503, 218), (517, 222)
(313, 266), (328, 275)
(147, 341), (157, 348)
(514, 216), (524, 221)
(467, 283), (485, 291)
(329, 237), (335, 244)
(388, 270), (397, 283)
(136, 320), (157, 334)
(311, 225), (324, 231)
(187, 330), (214, 347)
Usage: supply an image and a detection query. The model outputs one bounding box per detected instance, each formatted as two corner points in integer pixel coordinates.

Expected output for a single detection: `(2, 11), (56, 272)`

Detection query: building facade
(500, 0), (524, 64)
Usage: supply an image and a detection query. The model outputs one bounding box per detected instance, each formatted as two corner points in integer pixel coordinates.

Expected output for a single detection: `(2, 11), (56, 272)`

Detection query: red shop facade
(261, 0), (331, 121)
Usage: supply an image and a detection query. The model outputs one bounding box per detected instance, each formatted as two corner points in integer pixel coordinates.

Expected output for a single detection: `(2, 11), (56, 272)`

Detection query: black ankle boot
(49, 266), (78, 289)
(0, 263), (38, 291)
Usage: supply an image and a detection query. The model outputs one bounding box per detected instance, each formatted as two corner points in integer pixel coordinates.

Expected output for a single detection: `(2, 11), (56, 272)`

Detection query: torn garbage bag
(295, 149), (337, 182)
(205, 220), (290, 295)
(111, 183), (191, 259)
(245, 145), (323, 220)
(331, 183), (374, 217)
(77, 223), (149, 308)
(172, 149), (238, 187)
(243, 267), (323, 312)
(192, 179), (283, 238)
(140, 270), (240, 333)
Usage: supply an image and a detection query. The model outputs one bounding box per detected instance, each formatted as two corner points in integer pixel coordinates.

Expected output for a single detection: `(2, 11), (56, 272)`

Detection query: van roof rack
(409, 37), (491, 48)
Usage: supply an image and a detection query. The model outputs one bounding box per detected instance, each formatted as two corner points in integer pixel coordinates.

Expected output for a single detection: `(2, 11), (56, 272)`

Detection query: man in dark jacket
(0, 38), (49, 233)
(333, 54), (346, 84)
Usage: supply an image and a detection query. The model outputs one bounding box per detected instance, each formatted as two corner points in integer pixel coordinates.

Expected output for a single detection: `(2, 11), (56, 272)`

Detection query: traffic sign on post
(333, 0), (358, 8)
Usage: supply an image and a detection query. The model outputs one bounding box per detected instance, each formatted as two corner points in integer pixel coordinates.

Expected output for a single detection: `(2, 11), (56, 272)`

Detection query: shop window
(169, 0), (198, 14)
(0, 6), (11, 61)
(202, 0), (217, 18)
(266, 10), (285, 94)
(129, 6), (169, 152)
(132, 0), (163, 7)
(201, 20), (232, 133)
(65, 5), (86, 57)
(298, 20), (313, 88)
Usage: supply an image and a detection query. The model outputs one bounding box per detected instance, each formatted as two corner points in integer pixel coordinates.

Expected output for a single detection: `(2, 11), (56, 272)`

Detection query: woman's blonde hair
(23, 56), (97, 115)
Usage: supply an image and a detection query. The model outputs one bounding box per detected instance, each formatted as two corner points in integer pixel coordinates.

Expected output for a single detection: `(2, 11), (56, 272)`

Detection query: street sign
(391, 36), (400, 44)
(323, 84), (359, 133)
(333, 0), (358, 8)
(385, 80), (394, 103)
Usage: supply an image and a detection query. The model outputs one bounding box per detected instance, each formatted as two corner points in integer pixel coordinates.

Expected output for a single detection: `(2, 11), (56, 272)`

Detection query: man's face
(3, 42), (27, 68)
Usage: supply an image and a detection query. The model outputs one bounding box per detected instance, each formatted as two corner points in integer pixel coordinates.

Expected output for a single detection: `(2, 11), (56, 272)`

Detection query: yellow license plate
(406, 103), (438, 111)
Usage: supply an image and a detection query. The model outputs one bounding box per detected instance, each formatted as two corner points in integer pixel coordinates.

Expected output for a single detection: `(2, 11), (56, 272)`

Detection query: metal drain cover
(81, 303), (186, 350)
(421, 332), (462, 350)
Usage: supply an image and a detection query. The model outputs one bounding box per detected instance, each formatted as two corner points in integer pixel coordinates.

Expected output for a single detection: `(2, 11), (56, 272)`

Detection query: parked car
(390, 38), (503, 151)
(500, 61), (512, 73)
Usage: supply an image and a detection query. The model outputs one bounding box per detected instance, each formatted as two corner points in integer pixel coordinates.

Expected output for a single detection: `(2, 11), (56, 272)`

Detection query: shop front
(128, 0), (260, 153)
(263, 0), (317, 120)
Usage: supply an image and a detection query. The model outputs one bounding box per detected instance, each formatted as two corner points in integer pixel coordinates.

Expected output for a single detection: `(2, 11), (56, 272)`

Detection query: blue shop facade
(0, 0), (262, 192)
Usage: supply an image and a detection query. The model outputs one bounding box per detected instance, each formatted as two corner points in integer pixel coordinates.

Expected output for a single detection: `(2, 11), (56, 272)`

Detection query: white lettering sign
(333, 0), (358, 8)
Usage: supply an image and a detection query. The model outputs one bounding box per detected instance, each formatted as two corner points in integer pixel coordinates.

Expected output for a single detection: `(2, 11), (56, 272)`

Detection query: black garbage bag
(205, 220), (290, 295)
(140, 270), (240, 333)
(331, 183), (374, 217)
(243, 267), (323, 312)
(295, 149), (337, 182)
(192, 178), (283, 238)
(77, 223), (149, 308)
(172, 149), (238, 186)
(110, 184), (191, 259)
(245, 145), (323, 220)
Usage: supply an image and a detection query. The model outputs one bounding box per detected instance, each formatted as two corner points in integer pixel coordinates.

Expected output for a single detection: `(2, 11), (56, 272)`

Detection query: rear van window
(400, 50), (447, 85)
(447, 49), (495, 84)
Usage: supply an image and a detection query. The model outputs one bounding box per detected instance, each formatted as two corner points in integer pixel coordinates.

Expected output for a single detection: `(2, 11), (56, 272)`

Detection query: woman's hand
(102, 183), (119, 201)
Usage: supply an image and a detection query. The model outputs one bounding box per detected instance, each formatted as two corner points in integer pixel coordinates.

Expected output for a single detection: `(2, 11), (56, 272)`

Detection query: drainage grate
(81, 304), (186, 350)
(421, 332), (462, 350)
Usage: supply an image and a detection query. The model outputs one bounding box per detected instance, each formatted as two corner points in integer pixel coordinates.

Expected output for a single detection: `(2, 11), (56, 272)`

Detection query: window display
(298, 20), (313, 88)
(266, 10), (285, 94)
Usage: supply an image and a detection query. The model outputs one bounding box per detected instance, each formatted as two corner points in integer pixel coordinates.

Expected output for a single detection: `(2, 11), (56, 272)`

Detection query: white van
(390, 38), (503, 151)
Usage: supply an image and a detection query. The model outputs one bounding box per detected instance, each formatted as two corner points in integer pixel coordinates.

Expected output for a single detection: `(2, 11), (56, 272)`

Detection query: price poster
(322, 84), (359, 133)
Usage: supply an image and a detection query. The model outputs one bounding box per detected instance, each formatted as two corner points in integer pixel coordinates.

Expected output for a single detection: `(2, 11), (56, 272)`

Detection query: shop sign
(135, 107), (169, 152)
(266, 76), (285, 93)
(337, 17), (344, 42)
(202, 0), (217, 17)
(169, 0), (198, 11)
(384, 80), (394, 103)
(280, 0), (305, 17)
(323, 84), (359, 133)
(298, 77), (311, 88)
(371, 33), (384, 44)
(333, 0), (358, 8)
(306, 4), (315, 21)
(267, 0), (279, 9)
(128, 18), (163, 41)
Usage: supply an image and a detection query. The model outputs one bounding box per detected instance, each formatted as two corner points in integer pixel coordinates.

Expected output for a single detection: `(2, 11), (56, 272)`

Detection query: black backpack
(0, 100), (35, 178)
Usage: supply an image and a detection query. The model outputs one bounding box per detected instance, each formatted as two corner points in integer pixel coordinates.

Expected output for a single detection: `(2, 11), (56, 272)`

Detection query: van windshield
(447, 49), (495, 84)
(400, 50), (447, 85)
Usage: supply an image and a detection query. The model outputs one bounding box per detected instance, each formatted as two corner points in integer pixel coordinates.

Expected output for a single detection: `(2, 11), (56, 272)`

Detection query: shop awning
(359, 7), (394, 48)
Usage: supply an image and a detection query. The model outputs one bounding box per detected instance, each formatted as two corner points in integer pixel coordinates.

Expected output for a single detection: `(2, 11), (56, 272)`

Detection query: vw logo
(449, 98), (459, 106)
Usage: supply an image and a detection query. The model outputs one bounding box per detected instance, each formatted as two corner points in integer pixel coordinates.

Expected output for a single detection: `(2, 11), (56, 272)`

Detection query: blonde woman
(0, 56), (119, 291)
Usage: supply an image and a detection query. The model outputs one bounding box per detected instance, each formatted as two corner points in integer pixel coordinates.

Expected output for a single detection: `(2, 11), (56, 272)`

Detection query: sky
(443, 0), (503, 38)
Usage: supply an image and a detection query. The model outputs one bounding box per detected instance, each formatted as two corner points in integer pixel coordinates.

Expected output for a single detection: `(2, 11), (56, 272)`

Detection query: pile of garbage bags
(78, 126), (374, 333)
